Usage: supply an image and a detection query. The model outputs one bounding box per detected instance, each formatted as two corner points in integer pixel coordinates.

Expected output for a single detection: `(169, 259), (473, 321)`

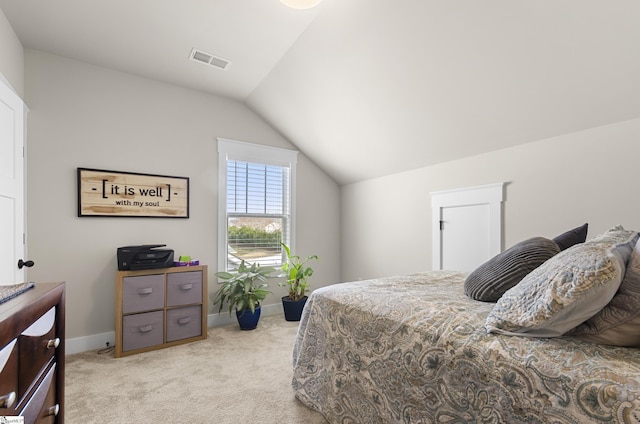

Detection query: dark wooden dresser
(0, 282), (65, 423)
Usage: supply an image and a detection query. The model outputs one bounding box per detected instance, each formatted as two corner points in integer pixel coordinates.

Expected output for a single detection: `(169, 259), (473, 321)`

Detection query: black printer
(117, 244), (174, 271)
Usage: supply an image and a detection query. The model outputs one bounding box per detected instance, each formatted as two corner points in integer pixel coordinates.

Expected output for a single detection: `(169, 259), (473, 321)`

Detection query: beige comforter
(292, 271), (640, 423)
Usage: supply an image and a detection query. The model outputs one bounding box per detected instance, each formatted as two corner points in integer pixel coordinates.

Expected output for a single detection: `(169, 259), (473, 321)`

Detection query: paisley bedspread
(292, 271), (640, 423)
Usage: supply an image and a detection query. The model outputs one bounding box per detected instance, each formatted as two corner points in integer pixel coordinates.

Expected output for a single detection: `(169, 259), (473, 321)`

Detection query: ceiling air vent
(189, 48), (231, 70)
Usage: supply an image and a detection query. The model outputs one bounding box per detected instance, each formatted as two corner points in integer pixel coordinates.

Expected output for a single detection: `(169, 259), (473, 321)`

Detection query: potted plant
(213, 260), (274, 330)
(279, 243), (318, 321)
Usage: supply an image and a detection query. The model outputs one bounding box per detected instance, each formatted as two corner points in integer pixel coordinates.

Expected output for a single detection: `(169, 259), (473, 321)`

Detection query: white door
(431, 183), (504, 272)
(0, 79), (26, 285)
(440, 204), (491, 272)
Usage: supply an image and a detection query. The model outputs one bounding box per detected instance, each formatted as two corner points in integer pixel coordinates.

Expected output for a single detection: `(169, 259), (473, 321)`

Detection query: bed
(292, 226), (640, 423)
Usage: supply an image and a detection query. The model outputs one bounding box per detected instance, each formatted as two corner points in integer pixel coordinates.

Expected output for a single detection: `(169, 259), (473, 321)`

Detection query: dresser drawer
(0, 283), (65, 421)
(18, 307), (58, 399)
(0, 339), (18, 414)
(166, 305), (202, 342)
(122, 311), (164, 352)
(166, 271), (202, 306)
(20, 363), (58, 424)
(122, 274), (165, 313)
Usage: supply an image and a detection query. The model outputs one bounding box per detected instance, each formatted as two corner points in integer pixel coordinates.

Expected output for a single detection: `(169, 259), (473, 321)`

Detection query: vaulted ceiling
(3, 0), (640, 184)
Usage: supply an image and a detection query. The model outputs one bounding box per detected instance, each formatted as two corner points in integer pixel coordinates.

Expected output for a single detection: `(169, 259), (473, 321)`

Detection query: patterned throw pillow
(565, 237), (640, 346)
(464, 237), (560, 302)
(485, 226), (639, 337)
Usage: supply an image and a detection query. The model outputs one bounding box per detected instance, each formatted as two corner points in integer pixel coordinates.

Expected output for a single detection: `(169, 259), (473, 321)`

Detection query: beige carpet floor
(65, 314), (328, 423)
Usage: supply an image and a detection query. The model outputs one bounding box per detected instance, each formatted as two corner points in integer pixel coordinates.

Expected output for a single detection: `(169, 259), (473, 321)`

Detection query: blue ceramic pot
(236, 306), (261, 330)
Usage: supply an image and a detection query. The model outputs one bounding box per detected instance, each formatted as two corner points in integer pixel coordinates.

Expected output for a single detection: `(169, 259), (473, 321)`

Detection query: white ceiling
(3, 0), (640, 184)
(0, 0), (319, 99)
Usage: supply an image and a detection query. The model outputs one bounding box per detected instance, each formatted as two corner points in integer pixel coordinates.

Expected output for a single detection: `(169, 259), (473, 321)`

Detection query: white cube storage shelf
(115, 265), (208, 358)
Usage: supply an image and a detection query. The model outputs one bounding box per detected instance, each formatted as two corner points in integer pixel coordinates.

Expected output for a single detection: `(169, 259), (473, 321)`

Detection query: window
(218, 139), (297, 271)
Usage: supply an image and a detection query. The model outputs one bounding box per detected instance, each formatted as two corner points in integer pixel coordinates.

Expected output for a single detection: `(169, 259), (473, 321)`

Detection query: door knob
(18, 259), (35, 269)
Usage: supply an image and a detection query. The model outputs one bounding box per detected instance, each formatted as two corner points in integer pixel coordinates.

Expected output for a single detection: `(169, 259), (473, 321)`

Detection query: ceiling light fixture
(280, 0), (321, 10)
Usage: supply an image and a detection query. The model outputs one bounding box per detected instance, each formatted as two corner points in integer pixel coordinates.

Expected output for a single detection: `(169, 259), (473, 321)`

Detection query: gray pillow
(485, 226), (639, 337)
(465, 237), (560, 302)
(552, 223), (588, 251)
(566, 237), (640, 346)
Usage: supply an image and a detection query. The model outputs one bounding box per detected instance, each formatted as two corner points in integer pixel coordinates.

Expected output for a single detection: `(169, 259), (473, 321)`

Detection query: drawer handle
(138, 287), (153, 295)
(179, 283), (193, 291)
(0, 391), (16, 408)
(46, 338), (61, 349)
(177, 317), (192, 325)
(46, 404), (60, 416)
(138, 325), (153, 333)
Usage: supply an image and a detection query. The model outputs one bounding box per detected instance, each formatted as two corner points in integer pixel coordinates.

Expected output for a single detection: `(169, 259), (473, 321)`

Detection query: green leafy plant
(279, 243), (318, 301)
(214, 260), (274, 316)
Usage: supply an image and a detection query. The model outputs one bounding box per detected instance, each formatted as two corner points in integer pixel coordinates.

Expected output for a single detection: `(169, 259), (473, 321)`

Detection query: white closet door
(441, 204), (491, 272)
(0, 80), (26, 285)
(431, 183), (504, 273)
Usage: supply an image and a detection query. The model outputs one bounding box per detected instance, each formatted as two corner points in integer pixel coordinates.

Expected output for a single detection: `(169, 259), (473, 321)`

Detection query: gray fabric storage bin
(166, 305), (202, 342)
(122, 311), (164, 351)
(122, 274), (165, 314)
(166, 271), (202, 307)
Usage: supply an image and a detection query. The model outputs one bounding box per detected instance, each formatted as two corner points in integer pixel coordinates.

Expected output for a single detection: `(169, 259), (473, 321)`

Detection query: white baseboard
(207, 302), (283, 327)
(66, 331), (117, 355)
(66, 303), (285, 355)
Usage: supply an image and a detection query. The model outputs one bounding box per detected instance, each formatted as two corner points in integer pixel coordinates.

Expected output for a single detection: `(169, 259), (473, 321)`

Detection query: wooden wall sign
(77, 168), (189, 218)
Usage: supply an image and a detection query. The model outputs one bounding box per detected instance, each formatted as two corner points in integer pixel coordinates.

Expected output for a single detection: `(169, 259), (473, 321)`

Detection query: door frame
(0, 77), (27, 284)
(431, 182), (505, 270)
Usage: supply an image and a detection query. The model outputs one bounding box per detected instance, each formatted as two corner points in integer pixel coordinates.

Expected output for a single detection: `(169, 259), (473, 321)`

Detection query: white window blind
(218, 139), (297, 272)
(227, 161), (288, 215)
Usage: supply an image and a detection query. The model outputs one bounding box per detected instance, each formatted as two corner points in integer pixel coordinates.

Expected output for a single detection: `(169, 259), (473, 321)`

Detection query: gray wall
(0, 7), (23, 96)
(23, 50), (341, 341)
(341, 118), (640, 281)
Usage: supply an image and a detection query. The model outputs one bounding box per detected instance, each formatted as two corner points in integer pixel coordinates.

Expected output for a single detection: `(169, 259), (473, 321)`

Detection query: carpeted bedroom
(65, 315), (327, 423)
(2, 1), (640, 423)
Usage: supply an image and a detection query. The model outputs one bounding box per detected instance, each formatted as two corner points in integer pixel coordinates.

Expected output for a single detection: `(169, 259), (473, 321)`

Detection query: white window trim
(217, 138), (298, 272)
